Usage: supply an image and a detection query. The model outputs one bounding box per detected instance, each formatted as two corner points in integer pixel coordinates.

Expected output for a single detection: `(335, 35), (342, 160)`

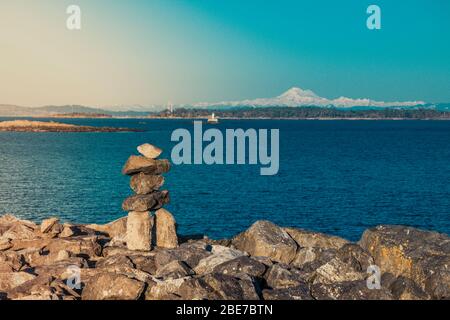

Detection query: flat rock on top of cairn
(137, 143), (162, 159)
(122, 156), (170, 175)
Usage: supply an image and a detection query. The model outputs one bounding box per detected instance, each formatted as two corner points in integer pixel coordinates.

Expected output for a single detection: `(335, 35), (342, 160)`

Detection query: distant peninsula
(0, 120), (141, 132)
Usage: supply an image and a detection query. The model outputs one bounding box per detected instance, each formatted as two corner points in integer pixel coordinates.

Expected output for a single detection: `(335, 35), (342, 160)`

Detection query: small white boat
(207, 113), (219, 124)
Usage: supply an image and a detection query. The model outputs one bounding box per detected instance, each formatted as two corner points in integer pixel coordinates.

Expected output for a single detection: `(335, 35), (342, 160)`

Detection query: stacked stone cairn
(122, 143), (178, 251)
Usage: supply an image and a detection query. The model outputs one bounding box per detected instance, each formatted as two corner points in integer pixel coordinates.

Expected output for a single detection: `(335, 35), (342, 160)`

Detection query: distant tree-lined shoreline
(155, 106), (450, 120)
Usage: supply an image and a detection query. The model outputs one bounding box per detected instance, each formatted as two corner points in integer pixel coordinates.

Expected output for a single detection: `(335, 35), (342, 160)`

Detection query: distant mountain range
(1, 87), (449, 117)
(192, 87), (436, 109)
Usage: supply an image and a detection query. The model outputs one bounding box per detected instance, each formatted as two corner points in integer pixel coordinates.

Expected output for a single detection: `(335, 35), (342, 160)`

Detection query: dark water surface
(0, 118), (449, 241)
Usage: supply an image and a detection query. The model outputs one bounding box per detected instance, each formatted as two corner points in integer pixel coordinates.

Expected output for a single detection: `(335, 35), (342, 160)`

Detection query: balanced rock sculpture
(122, 144), (178, 251)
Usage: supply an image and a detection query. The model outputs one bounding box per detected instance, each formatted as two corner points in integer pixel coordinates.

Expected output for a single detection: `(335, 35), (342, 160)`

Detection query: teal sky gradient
(1, 0), (449, 106)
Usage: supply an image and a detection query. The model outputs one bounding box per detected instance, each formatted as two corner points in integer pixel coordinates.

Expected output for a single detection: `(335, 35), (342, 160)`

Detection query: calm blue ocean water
(0, 118), (449, 241)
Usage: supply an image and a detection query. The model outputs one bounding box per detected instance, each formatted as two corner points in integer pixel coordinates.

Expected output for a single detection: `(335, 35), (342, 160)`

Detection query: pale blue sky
(1, 0), (449, 106)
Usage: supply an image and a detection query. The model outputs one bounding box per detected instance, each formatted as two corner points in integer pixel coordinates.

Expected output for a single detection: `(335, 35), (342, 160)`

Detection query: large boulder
(122, 156), (170, 175)
(126, 212), (153, 251)
(359, 225), (450, 299)
(283, 227), (349, 250)
(1, 223), (37, 241)
(0, 272), (36, 292)
(0, 251), (26, 272)
(389, 276), (430, 300)
(263, 285), (313, 300)
(312, 257), (366, 284)
(81, 273), (145, 300)
(122, 191), (170, 212)
(212, 256), (267, 278)
(232, 221), (298, 264)
(154, 241), (212, 270)
(311, 280), (394, 300)
(40, 218), (60, 234)
(200, 273), (260, 300)
(264, 264), (307, 289)
(154, 260), (194, 280)
(194, 245), (246, 275)
(145, 277), (190, 300)
(130, 173), (165, 195)
(154, 208), (178, 249)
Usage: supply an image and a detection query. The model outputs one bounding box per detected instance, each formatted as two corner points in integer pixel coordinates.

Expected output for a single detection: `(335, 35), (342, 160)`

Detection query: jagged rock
(291, 247), (324, 268)
(167, 273), (261, 300)
(251, 256), (274, 267)
(81, 273), (146, 300)
(122, 156), (170, 175)
(145, 277), (190, 300)
(176, 277), (221, 300)
(389, 276), (430, 300)
(194, 245), (246, 275)
(359, 225), (450, 299)
(1, 223), (37, 240)
(154, 208), (178, 249)
(93, 255), (153, 283)
(126, 212), (153, 251)
(263, 285), (313, 300)
(212, 256), (267, 278)
(154, 241), (212, 270)
(40, 218), (59, 233)
(31, 257), (89, 280)
(130, 173), (165, 194)
(59, 225), (75, 238)
(313, 257), (366, 284)
(122, 191), (170, 212)
(96, 254), (134, 270)
(311, 280), (394, 300)
(12, 236), (102, 266)
(0, 251), (26, 272)
(336, 243), (374, 272)
(200, 273), (260, 300)
(232, 221), (297, 264)
(129, 255), (157, 275)
(155, 260), (194, 279)
(137, 143), (163, 159)
(86, 216), (127, 238)
(5, 275), (54, 300)
(265, 264), (307, 289)
(0, 272), (36, 292)
(5, 276), (79, 300)
(284, 227), (349, 250)
(0, 214), (37, 229)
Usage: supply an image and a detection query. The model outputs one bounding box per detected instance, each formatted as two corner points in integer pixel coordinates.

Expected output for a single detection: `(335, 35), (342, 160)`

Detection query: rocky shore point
(0, 144), (448, 300)
(0, 216), (449, 300)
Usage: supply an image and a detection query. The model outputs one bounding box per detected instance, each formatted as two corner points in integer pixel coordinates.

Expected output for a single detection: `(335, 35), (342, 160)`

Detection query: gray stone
(122, 191), (170, 212)
(130, 173), (165, 194)
(359, 225), (450, 299)
(232, 221), (297, 264)
(122, 156), (170, 175)
(126, 211), (153, 251)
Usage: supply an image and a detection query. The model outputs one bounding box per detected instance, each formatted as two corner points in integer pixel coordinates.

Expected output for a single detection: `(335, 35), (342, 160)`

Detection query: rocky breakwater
(121, 143), (178, 251)
(0, 213), (448, 300)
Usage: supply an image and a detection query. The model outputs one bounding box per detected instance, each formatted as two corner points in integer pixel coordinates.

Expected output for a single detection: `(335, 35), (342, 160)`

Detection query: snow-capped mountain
(193, 87), (426, 108)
